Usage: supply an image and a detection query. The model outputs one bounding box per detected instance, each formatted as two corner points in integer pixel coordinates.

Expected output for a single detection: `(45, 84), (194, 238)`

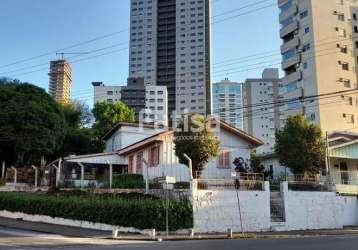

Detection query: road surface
(1, 226), (358, 249)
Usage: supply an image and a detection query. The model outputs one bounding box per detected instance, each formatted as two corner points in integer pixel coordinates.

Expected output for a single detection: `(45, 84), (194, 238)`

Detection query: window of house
(341, 62), (349, 71)
(217, 150), (230, 169)
(129, 155), (134, 173)
(149, 146), (159, 167)
(136, 152), (143, 174)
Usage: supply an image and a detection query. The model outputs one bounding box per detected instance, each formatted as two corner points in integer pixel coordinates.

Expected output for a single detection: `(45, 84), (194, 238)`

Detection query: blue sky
(0, 0), (281, 107)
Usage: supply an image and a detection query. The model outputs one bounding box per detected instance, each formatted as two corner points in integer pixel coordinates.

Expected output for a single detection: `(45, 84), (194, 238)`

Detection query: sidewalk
(0, 216), (357, 241)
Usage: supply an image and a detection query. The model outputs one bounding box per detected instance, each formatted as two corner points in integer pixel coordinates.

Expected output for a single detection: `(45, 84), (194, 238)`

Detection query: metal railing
(196, 172), (265, 191)
(332, 171), (358, 186)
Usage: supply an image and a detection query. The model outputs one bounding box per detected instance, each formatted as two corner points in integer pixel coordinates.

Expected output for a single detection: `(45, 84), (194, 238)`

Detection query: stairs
(270, 192), (286, 222)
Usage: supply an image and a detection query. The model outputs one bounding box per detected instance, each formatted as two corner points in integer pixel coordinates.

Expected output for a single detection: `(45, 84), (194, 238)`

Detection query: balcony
(280, 21), (298, 38)
(282, 54), (301, 70)
(281, 37), (300, 54)
(279, 4), (298, 23)
(281, 70), (302, 84)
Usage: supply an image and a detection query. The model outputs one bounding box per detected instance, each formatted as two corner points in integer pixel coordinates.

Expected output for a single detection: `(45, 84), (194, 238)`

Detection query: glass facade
(213, 80), (243, 129)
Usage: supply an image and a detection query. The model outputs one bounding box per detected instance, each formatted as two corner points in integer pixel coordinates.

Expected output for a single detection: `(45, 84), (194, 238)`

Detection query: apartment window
(302, 43), (311, 52)
(300, 10), (308, 19)
(304, 27), (310, 34)
(343, 114), (355, 124)
(338, 14), (345, 21)
(353, 13), (357, 21)
(355, 26), (358, 33)
(218, 151), (230, 169)
(107, 91), (113, 95)
(341, 62), (349, 71)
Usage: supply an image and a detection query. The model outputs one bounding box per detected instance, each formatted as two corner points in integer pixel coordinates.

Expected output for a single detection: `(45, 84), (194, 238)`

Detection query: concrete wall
(280, 182), (344, 231)
(340, 195), (358, 226)
(192, 182), (271, 233)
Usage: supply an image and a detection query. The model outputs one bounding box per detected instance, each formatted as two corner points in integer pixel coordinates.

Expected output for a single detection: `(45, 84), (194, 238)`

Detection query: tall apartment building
(92, 78), (168, 126)
(212, 78), (243, 129)
(48, 60), (72, 104)
(243, 69), (281, 155)
(279, 0), (358, 133)
(129, 0), (212, 117)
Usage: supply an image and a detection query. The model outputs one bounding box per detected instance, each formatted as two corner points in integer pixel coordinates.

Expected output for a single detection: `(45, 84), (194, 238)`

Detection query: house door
(340, 162), (349, 184)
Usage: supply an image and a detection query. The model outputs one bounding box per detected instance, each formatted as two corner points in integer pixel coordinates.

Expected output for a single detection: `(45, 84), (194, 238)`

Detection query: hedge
(102, 174), (145, 189)
(0, 192), (193, 231)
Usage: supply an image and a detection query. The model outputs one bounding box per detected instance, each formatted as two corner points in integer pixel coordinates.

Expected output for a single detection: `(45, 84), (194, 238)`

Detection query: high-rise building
(279, 0), (358, 133)
(243, 69), (281, 155)
(48, 60), (72, 103)
(129, 0), (212, 117)
(92, 78), (168, 126)
(212, 78), (243, 129)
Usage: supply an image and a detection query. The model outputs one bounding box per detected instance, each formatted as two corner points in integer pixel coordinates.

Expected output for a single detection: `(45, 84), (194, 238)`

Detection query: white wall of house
(122, 128), (256, 181)
(192, 183), (271, 233)
(201, 129), (253, 179)
(105, 126), (165, 152)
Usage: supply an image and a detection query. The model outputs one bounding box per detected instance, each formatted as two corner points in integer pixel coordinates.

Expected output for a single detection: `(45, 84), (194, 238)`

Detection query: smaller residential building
(65, 120), (264, 182)
(243, 68), (282, 155)
(213, 78), (243, 129)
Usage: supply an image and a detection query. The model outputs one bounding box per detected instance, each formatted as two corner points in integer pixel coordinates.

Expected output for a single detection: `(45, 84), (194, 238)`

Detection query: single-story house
(62, 120), (263, 186)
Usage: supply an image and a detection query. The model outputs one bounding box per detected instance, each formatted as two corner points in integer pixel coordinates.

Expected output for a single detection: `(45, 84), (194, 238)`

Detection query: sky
(0, 0), (281, 107)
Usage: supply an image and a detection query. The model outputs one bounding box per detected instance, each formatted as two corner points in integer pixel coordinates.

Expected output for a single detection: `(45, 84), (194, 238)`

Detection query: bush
(102, 174), (145, 189)
(0, 192), (193, 231)
(0, 179), (5, 187)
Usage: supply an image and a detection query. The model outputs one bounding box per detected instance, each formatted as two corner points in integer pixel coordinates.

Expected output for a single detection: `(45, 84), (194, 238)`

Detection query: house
(63, 121), (263, 185)
(328, 131), (358, 195)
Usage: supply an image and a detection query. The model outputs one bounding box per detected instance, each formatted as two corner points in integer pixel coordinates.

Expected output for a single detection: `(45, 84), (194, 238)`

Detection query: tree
(54, 102), (98, 157)
(174, 114), (220, 178)
(250, 150), (265, 173)
(92, 101), (135, 138)
(275, 115), (326, 175)
(0, 79), (66, 166)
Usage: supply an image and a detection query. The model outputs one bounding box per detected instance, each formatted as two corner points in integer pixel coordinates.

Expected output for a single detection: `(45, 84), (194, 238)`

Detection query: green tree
(92, 101), (135, 138)
(0, 79), (66, 166)
(250, 150), (265, 173)
(54, 102), (98, 157)
(275, 115), (326, 175)
(174, 114), (220, 178)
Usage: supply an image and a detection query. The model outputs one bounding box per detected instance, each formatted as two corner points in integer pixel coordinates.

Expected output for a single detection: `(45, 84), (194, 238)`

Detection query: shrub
(0, 192), (193, 231)
(102, 174), (145, 189)
(0, 179), (5, 187)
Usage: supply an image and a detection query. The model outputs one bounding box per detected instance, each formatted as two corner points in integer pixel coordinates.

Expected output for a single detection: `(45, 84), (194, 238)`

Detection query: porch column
(31, 165), (38, 188)
(78, 163), (85, 189)
(57, 159), (62, 187)
(109, 163), (113, 190)
(52, 164), (59, 188)
(11, 166), (17, 185)
(1, 161), (5, 179)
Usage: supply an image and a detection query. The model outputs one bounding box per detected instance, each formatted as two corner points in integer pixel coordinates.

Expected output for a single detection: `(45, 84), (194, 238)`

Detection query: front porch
(329, 141), (358, 195)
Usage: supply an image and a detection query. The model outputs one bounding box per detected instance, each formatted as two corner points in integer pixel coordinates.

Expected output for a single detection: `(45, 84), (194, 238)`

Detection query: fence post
(1, 161), (5, 179)
(11, 166), (17, 185)
(31, 165), (38, 188)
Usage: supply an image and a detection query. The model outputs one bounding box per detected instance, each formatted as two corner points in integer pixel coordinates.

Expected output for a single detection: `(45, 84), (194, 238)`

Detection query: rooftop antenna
(56, 52), (89, 60)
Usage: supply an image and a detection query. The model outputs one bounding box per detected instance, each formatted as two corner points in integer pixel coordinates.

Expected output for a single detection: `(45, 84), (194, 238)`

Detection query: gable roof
(118, 130), (172, 156)
(213, 119), (264, 146)
(102, 122), (167, 140)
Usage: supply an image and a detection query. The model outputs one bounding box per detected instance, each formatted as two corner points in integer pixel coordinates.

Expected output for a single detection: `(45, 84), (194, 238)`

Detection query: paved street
(1, 226), (358, 250)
